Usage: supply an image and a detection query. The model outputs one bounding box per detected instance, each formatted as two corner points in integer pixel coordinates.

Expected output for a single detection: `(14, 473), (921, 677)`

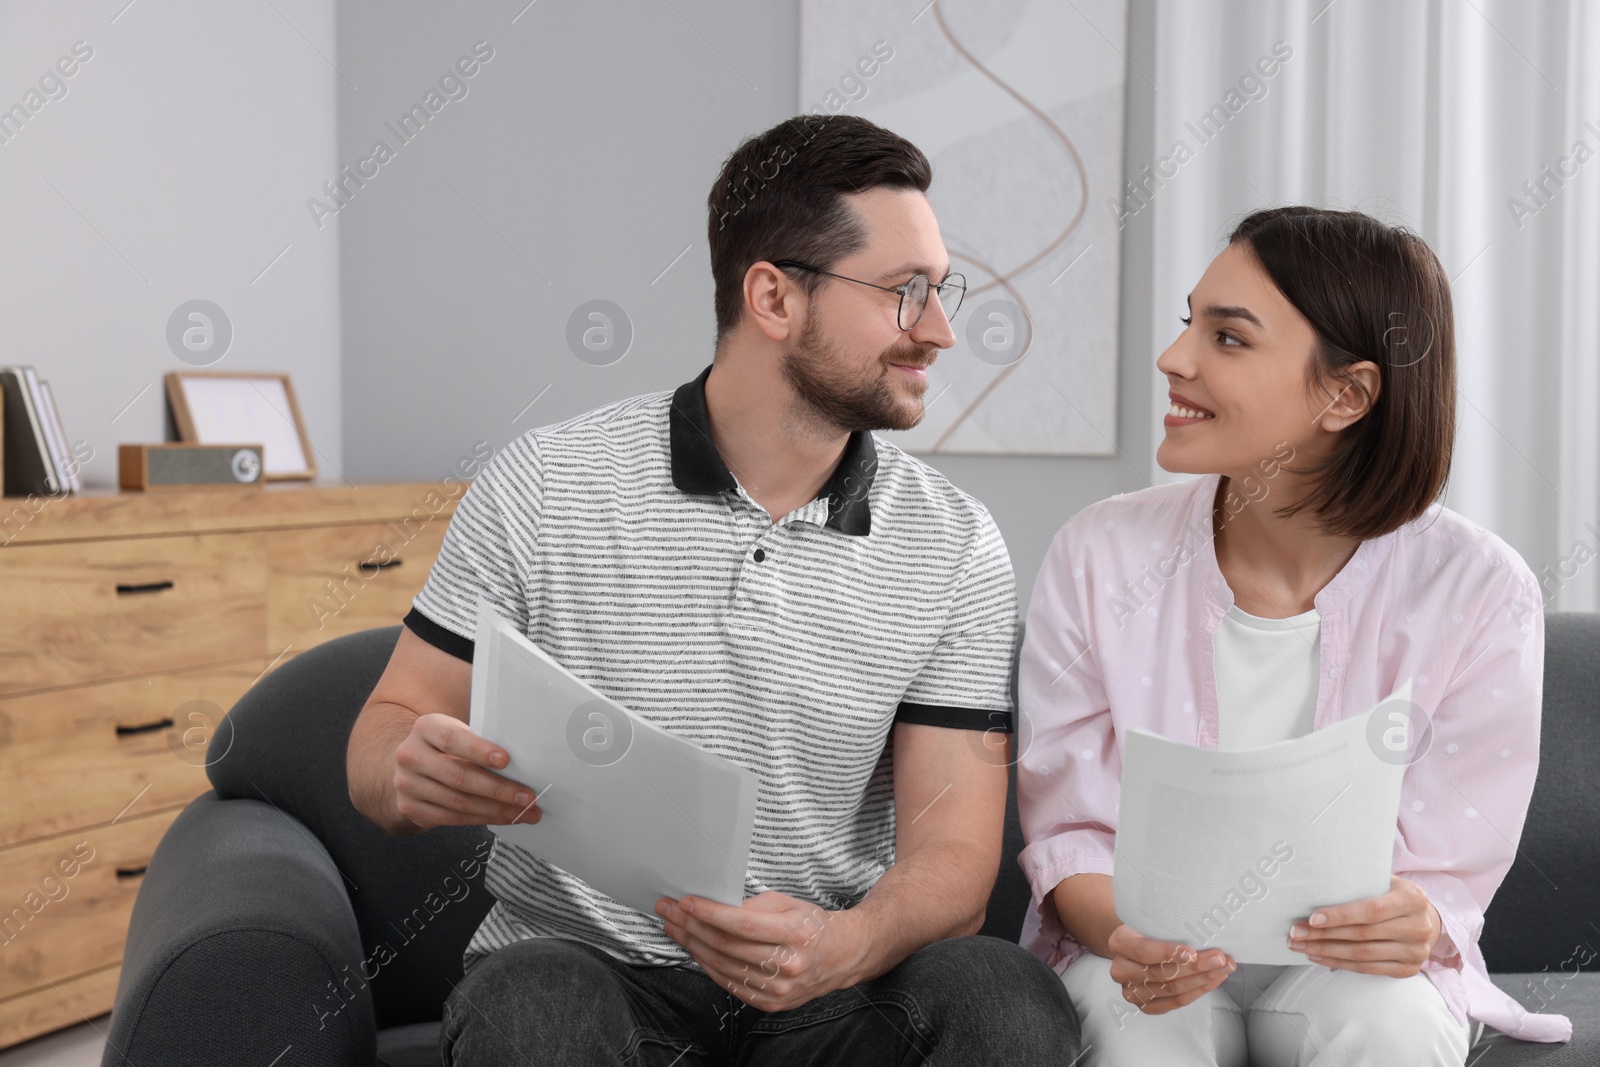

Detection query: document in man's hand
(468, 602), (759, 915)
(1113, 682), (1414, 964)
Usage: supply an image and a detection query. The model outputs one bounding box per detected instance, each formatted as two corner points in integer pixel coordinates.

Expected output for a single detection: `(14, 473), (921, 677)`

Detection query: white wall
(0, 0), (342, 488)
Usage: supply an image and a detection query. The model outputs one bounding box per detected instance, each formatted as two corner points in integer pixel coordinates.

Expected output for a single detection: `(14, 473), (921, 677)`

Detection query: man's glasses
(772, 259), (967, 332)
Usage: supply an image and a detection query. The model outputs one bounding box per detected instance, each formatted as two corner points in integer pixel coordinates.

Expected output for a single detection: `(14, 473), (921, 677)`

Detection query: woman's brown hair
(1230, 206), (1456, 539)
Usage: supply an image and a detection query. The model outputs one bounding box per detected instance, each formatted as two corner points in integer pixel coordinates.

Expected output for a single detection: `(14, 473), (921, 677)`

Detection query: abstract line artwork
(799, 0), (1128, 455)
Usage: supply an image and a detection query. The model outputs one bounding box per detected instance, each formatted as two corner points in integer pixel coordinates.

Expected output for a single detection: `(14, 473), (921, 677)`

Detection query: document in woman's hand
(468, 602), (759, 915)
(1113, 682), (1414, 964)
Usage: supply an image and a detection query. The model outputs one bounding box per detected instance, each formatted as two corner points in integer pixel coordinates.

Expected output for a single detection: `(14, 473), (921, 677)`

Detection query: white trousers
(1061, 952), (1477, 1067)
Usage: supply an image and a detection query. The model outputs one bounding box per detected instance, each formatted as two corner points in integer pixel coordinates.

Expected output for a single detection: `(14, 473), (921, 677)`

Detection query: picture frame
(164, 371), (318, 481)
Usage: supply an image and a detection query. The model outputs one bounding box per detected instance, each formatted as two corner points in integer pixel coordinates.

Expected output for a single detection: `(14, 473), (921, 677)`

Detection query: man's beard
(780, 311), (932, 434)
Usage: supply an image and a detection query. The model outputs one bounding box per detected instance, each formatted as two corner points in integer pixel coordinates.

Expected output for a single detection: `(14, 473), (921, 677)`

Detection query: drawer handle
(116, 717), (175, 737)
(116, 580), (174, 595)
(116, 866), (148, 880)
(362, 558), (403, 571)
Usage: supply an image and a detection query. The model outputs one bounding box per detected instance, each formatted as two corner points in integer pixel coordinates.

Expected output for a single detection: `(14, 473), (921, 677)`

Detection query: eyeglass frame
(770, 259), (967, 331)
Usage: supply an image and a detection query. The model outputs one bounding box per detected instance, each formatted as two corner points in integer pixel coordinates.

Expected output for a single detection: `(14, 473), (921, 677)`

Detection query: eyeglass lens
(900, 274), (965, 329)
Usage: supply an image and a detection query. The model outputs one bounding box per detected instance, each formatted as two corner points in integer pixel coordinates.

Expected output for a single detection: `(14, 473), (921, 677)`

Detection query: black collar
(668, 364), (875, 537)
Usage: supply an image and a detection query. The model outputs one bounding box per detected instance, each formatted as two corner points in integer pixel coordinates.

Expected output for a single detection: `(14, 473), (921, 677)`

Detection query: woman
(1016, 206), (1570, 1064)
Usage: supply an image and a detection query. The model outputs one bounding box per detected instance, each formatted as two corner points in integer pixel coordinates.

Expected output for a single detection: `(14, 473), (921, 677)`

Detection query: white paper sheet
(1113, 682), (1413, 964)
(468, 603), (759, 914)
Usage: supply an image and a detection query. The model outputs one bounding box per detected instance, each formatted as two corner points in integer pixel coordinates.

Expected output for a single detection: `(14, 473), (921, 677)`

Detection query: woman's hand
(1288, 876), (1442, 977)
(1107, 924), (1236, 1014)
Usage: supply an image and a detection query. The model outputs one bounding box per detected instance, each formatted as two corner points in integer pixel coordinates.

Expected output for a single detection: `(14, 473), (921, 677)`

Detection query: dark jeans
(440, 934), (1080, 1065)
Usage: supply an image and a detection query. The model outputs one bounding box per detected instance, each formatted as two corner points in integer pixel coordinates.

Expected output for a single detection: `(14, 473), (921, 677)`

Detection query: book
(35, 378), (79, 494)
(0, 366), (60, 496)
(21, 369), (64, 493)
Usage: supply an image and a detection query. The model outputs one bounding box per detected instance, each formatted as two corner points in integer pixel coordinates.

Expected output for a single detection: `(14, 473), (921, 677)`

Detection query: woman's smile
(1165, 391), (1217, 427)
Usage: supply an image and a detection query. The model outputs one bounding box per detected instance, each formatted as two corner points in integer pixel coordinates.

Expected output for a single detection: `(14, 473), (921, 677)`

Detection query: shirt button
(753, 548), (766, 562)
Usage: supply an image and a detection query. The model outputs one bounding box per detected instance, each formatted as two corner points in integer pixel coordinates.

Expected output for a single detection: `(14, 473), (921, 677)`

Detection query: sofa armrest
(104, 792), (378, 1067)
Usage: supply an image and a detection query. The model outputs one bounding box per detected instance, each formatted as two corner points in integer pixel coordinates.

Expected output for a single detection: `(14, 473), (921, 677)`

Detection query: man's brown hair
(706, 114), (932, 349)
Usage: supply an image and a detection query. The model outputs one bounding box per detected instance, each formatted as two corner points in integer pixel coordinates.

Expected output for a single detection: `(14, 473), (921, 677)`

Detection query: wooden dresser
(0, 482), (457, 1048)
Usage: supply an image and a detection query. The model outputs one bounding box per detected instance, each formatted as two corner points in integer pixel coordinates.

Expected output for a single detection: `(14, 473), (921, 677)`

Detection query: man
(348, 113), (1079, 1064)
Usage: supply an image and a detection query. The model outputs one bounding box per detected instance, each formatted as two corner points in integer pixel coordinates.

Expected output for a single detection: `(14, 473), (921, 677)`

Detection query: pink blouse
(1016, 473), (1569, 1043)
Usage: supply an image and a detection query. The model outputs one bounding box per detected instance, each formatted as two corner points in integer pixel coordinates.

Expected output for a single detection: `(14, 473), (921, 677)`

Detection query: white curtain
(1131, 0), (1600, 610)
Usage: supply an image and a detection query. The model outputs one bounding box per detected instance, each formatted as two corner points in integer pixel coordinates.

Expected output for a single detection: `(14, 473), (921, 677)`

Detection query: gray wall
(0, 0), (343, 488)
(338, 0), (1159, 607)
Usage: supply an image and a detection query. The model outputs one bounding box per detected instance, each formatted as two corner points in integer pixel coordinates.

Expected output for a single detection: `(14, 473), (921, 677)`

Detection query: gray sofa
(104, 616), (1600, 1066)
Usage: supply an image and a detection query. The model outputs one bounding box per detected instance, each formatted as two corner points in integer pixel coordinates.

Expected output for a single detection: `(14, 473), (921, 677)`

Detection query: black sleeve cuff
(403, 607), (475, 663)
(894, 702), (1012, 732)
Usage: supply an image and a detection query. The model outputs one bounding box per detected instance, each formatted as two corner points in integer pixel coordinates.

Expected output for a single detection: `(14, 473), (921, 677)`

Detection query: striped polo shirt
(405, 363), (1018, 974)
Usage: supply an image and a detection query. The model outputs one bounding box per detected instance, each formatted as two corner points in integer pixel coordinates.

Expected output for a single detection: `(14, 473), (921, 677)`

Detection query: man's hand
(1288, 875), (1442, 977)
(655, 890), (868, 1012)
(391, 712), (542, 830)
(1106, 924), (1235, 1014)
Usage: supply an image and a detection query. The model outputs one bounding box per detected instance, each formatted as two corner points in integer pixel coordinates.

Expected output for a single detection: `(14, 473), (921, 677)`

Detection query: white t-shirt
(1213, 602), (1323, 1005)
(1213, 603), (1321, 751)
